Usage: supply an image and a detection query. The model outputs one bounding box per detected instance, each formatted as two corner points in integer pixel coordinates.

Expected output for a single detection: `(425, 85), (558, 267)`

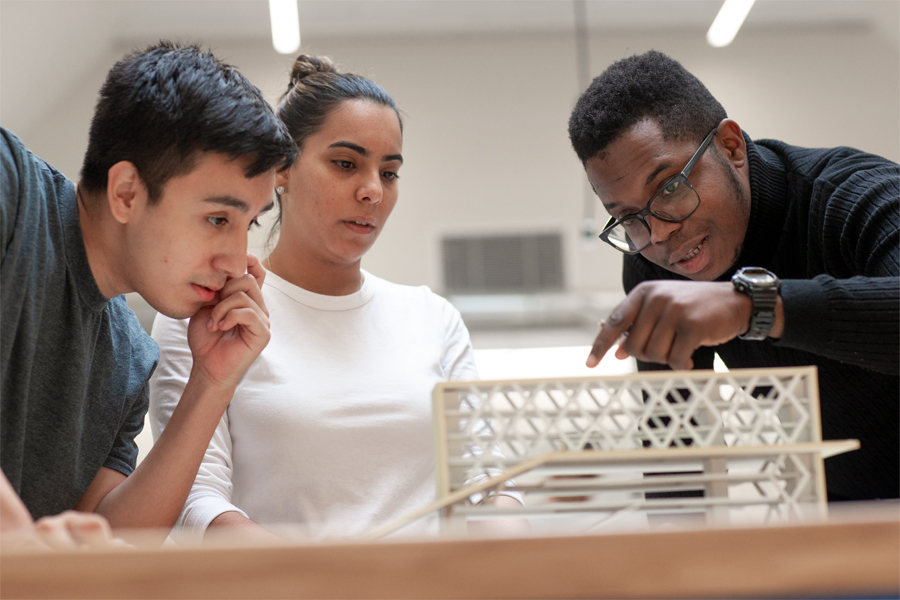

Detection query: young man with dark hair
(568, 50), (899, 501)
(1, 42), (297, 549)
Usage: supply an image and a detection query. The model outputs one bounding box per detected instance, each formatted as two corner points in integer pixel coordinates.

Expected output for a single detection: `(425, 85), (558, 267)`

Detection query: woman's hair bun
(288, 55), (338, 89)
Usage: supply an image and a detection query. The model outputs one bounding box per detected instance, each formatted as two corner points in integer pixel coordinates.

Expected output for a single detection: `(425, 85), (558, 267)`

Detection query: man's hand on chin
(186, 253), (271, 390)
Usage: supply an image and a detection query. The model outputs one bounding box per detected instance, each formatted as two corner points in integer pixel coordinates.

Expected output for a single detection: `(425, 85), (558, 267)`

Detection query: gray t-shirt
(1, 128), (158, 519)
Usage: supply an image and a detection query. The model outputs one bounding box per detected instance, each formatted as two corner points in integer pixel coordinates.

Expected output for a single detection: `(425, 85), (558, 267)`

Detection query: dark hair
(269, 55), (401, 240)
(277, 55), (402, 149)
(568, 50), (727, 164)
(80, 41), (297, 203)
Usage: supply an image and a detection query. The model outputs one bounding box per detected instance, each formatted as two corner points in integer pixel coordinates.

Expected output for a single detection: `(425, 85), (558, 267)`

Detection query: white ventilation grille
(442, 232), (564, 294)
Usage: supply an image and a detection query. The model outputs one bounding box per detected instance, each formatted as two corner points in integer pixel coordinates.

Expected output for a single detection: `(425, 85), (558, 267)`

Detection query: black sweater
(624, 134), (899, 501)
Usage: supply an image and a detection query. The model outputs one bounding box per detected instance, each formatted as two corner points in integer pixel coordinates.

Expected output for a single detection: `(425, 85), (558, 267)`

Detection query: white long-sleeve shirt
(149, 270), (478, 541)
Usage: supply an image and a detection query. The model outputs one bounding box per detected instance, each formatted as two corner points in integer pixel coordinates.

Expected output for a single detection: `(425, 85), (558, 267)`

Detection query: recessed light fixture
(269, 0), (301, 55)
(707, 0), (756, 48)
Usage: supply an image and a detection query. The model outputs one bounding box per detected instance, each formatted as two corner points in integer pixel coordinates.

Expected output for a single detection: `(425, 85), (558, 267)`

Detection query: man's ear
(106, 161), (147, 224)
(716, 119), (747, 168)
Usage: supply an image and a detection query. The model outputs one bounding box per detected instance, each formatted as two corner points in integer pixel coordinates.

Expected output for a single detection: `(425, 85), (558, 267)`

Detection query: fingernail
(207, 317), (214, 330)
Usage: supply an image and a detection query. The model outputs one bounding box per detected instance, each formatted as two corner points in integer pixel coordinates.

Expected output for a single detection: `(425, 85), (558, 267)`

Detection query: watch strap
(732, 267), (781, 341)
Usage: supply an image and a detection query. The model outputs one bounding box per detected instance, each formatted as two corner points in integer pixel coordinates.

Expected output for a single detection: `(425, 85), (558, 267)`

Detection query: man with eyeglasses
(568, 50), (898, 502)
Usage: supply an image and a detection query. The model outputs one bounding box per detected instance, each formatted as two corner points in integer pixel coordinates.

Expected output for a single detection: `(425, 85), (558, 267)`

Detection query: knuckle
(673, 322), (691, 338)
(35, 516), (61, 532)
(606, 311), (624, 327)
(635, 281), (660, 297)
(34, 520), (52, 532)
(640, 348), (659, 363)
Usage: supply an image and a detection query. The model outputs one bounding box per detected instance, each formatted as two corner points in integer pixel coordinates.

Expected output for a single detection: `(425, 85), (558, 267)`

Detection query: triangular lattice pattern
(439, 368), (820, 490)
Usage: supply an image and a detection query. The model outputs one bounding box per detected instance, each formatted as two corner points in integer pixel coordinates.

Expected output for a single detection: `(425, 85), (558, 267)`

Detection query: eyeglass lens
(605, 179), (699, 252)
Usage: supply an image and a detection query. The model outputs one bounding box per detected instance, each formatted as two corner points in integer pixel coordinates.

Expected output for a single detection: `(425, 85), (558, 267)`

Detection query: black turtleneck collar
(719, 132), (790, 280)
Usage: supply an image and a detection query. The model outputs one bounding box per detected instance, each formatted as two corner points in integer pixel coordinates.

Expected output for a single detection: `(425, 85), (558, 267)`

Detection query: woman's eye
(383, 171), (399, 181)
(334, 160), (354, 170)
(248, 218), (261, 231)
(207, 216), (227, 227)
(662, 182), (679, 196)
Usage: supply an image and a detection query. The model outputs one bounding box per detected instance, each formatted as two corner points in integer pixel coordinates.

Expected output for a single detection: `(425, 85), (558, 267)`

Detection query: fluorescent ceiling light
(707, 0), (756, 48)
(269, 0), (300, 55)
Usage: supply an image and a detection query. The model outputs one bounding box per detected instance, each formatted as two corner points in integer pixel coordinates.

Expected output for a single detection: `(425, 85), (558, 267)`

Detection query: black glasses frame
(598, 127), (718, 255)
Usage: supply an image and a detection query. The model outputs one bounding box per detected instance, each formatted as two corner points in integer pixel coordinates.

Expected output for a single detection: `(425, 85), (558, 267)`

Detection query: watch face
(744, 273), (774, 284)
(737, 267), (777, 286)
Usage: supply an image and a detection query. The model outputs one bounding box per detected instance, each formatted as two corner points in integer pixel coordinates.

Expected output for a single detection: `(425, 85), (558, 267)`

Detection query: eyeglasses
(598, 127), (717, 255)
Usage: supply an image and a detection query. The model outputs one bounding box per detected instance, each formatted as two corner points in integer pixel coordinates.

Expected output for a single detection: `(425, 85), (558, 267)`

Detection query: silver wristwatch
(731, 267), (781, 341)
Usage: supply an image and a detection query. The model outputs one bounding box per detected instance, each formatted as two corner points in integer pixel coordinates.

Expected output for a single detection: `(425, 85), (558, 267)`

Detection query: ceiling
(2, 0), (897, 141)
(95, 1), (900, 40)
(1, 0), (896, 336)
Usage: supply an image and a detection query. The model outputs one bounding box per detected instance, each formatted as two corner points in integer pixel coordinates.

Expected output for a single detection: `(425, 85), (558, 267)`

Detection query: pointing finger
(587, 298), (641, 368)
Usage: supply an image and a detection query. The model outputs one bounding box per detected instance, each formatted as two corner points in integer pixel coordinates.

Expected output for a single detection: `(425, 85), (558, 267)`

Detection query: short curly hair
(568, 50), (726, 164)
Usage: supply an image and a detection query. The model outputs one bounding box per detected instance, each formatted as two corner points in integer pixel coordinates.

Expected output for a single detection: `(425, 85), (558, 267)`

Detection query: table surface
(2, 502), (898, 599)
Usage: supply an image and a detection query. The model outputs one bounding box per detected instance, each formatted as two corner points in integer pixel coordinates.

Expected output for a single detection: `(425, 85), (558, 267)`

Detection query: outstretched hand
(2, 472), (127, 553)
(2, 511), (129, 553)
(586, 280), (752, 371)
(187, 253), (270, 389)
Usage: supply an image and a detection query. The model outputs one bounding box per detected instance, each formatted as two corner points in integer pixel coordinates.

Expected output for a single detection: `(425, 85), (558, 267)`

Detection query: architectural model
(368, 366), (857, 539)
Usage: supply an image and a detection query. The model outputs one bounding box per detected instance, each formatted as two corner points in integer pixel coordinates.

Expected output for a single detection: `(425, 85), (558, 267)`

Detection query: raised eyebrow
(601, 162), (673, 216)
(329, 141), (368, 156)
(329, 141), (402, 165)
(644, 162), (673, 188)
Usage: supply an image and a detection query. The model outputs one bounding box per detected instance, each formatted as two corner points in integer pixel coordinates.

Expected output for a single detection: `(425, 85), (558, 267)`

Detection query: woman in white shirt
(149, 56), (505, 541)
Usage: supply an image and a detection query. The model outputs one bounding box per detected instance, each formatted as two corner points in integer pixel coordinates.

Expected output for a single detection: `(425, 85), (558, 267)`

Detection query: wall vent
(442, 232), (564, 295)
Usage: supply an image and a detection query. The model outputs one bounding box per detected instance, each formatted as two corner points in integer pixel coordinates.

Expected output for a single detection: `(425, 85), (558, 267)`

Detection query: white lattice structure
(367, 366), (858, 539)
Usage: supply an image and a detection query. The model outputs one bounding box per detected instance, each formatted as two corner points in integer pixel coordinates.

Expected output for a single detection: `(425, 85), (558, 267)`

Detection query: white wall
(308, 26), (900, 294)
(3, 4), (897, 465)
(9, 24), (898, 302)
